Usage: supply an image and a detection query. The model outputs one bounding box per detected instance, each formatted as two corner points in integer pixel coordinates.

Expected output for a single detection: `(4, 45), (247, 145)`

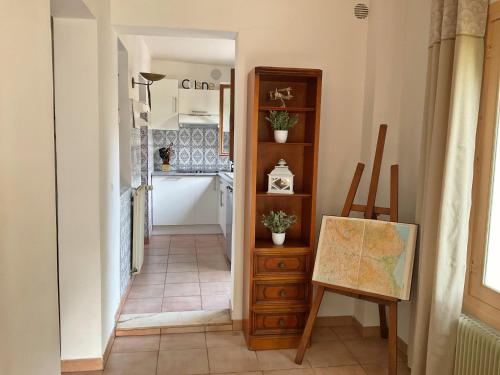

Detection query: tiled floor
(121, 234), (231, 317)
(63, 326), (411, 374)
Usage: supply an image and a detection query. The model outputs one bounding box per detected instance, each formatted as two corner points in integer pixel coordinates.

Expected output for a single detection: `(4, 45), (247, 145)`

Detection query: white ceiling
(143, 35), (235, 66)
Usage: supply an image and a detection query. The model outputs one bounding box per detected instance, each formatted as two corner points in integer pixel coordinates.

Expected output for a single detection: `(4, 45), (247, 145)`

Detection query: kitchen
(118, 35), (236, 324)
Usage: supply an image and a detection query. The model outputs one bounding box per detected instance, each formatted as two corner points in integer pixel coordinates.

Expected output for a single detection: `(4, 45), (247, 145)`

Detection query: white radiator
(132, 185), (147, 274)
(454, 314), (500, 375)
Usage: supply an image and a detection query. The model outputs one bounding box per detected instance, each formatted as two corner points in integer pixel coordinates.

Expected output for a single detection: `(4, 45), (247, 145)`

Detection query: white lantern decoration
(268, 159), (294, 194)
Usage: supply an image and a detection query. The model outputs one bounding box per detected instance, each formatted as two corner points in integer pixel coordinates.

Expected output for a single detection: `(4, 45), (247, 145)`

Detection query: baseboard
(315, 315), (354, 327)
(350, 316), (408, 357)
(61, 358), (102, 373)
(352, 317), (380, 338)
(61, 321), (115, 372)
(115, 276), (134, 322)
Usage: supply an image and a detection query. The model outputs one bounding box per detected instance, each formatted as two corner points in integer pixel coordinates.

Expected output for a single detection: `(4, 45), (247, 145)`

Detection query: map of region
(312, 216), (417, 300)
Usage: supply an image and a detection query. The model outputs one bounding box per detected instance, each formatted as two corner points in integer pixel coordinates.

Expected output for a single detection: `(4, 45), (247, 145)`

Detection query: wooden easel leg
(378, 304), (388, 338)
(388, 302), (398, 375)
(295, 286), (325, 364)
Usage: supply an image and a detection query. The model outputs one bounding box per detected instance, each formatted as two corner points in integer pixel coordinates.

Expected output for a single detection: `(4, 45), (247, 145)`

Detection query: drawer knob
(278, 262), (286, 269)
(279, 289), (287, 298)
(279, 319), (286, 327)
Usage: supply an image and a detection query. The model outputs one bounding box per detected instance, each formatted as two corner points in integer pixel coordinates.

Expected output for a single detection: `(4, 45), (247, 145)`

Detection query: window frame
(464, 2), (500, 331)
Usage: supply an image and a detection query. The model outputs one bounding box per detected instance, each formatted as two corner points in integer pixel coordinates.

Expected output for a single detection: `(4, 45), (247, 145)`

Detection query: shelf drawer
(254, 281), (309, 305)
(253, 311), (307, 335)
(254, 254), (309, 276)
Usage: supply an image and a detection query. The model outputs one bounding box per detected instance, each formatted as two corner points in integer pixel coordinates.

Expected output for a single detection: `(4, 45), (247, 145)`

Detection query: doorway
(115, 31), (237, 330)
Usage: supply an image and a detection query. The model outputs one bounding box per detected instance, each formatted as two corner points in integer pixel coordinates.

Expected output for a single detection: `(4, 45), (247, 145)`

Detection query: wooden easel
(295, 125), (400, 375)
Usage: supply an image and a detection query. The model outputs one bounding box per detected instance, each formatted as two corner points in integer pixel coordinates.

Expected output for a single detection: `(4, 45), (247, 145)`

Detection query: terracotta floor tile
(311, 327), (340, 342)
(160, 332), (206, 350)
(197, 254), (227, 263)
(263, 370), (314, 375)
(165, 271), (199, 284)
(304, 341), (358, 368)
(257, 349), (311, 371)
(202, 294), (230, 310)
(196, 246), (224, 254)
(206, 331), (246, 348)
(164, 282), (200, 297)
(146, 248), (168, 256)
(208, 346), (259, 373)
(103, 351), (157, 375)
(62, 372), (102, 375)
(223, 372), (263, 375)
(157, 348), (208, 375)
(144, 255), (168, 264)
(343, 339), (390, 365)
(200, 281), (231, 295)
(331, 326), (363, 341)
(133, 273), (166, 285)
(163, 296), (202, 312)
(169, 247), (196, 255)
(170, 240), (196, 249)
(167, 262), (198, 273)
(128, 284), (165, 299)
(199, 271), (231, 282)
(361, 362), (410, 375)
(198, 262), (229, 272)
(169, 254), (197, 263)
(111, 335), (160, 352)
(122, 298), (162, 314)
(141, 263), (167, 274)
(313, 366), (367, 374)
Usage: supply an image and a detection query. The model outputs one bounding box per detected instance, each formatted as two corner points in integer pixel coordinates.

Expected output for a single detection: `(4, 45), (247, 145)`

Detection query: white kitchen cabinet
(178, 89), (220, 115)
(149, 78), (179, 130)
(152, 175), (217, 226)
(218, 178), (227, 236)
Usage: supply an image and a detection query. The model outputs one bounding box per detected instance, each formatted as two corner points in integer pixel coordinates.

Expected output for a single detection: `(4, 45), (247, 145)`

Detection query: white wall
(119, 35), (152, 102)
(0, 0), (60, 374)
(53, 17), (103, 360)
(83, 0), (122, 353)
(152, 59), (232, 87)
(111, 1), (431, 338)
(111, 0), (370, 322)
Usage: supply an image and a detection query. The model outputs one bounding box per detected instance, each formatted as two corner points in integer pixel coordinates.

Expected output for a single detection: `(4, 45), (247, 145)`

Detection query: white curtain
(408, 1), (488, 374)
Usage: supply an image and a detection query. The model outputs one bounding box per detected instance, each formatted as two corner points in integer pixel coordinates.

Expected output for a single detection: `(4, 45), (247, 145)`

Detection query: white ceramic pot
(274, 130), (288, 144)
(272, 232), (286, 246)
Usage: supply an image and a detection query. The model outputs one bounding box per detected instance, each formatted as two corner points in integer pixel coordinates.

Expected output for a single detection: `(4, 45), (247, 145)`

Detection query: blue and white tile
(191, 147), (204, 168)
(178, 128), (191, 146)
(192, 128), (204, 147)
(204, 128), (217, 147)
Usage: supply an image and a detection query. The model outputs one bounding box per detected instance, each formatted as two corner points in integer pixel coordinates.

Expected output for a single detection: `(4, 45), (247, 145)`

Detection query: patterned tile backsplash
(152, 127), (231, 171)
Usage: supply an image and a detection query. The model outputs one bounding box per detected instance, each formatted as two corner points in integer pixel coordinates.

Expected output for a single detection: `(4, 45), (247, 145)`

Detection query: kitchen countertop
(152, 170), (234, 186)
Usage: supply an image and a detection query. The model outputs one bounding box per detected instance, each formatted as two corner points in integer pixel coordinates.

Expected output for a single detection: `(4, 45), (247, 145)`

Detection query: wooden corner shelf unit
(243, 67), (322, 350)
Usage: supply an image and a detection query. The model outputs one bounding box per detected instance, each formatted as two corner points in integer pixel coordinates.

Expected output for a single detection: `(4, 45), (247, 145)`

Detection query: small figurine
(269, 87), (293, 107)
(159, 142), (174, 171)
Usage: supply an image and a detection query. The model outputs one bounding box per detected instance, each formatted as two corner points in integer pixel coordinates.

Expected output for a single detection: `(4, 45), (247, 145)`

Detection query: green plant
(265, 110), (299, 131)
(261, 210), (297, 233)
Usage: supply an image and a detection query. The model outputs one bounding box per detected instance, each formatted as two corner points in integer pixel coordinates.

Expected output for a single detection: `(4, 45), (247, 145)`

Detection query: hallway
(120, 234), (231, 317)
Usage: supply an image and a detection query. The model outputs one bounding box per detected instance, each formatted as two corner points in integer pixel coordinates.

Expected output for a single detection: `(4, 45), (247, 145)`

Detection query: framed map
(312, 216), (417, 300)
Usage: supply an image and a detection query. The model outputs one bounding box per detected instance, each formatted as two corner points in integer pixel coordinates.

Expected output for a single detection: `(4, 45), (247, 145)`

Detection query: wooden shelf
(255, 239), (310, 250)
(259, 106), (315, 112)
(244, 66), (322, 350)
(258, 142), (313, 147)
(256, 191), (312, 198)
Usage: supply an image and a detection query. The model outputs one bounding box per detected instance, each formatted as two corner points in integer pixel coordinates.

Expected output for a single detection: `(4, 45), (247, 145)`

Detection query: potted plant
(261, 210), (297, 246)
(265, 110), (299, 143)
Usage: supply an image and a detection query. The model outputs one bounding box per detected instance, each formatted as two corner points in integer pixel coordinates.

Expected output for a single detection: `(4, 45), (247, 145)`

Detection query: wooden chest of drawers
(243, 67), (322, 350)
